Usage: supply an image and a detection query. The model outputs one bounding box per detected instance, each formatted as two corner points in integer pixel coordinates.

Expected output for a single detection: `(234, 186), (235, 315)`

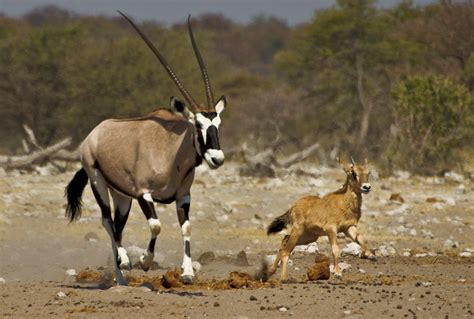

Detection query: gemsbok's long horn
(187, 15), (215, 110)
(117, 10), (199, 111)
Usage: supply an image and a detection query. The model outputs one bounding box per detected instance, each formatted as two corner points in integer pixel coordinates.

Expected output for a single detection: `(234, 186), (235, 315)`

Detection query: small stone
(235, 250), (250, 266)
(198, 251), (216, 265)
(341, 242), (362, 257)
(250, 295), (258, 301)
(294, 242), (319, 254)
(279, 307), (288, 312)
(343, 310), (352, 315)
(216, 214), (229, 223)
(421, 281), (432, 287)
(65, 269), (77, 276)
(458, 278), (466, 283)
(84, 232), (99, 242)
(0, 277), (5, 283)
(192, 261), (202, 273)
(358, 268), (366, 274)
(214, 301), (220, 307)
(57, 291), (66, 298)
(460, 252), (472, 257)
(444, 171), (464, 183)
(223, 203), (234, 214)
(409, 229), (417, 236)
(389, 193), (404, 203)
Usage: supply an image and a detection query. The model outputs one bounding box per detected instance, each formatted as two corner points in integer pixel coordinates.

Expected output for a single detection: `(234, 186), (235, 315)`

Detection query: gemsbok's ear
(170, 96), (195, 120)
(214, 96), (226, 115)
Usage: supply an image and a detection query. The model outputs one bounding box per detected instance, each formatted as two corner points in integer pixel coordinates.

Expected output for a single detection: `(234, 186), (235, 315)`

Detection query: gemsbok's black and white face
(194, 97), (226, 169)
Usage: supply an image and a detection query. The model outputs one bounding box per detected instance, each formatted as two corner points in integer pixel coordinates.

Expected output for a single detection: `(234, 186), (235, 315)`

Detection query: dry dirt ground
(0, 162), (473, 318)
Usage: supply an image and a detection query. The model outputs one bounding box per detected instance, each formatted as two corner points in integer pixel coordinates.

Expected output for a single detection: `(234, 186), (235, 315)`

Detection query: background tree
(388, 75), (473, 174)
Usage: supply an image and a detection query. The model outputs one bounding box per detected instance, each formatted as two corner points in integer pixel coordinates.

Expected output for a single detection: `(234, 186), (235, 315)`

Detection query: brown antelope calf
(267, 157), (375, 280)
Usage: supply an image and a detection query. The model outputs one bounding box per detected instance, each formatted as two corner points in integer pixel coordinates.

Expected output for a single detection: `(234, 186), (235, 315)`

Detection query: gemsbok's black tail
(267, 210), (291, 235)
(65, 168), (89, 223)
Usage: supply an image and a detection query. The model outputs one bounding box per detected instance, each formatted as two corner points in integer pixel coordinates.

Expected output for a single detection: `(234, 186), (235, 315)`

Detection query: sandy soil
(0, 162), (473, 318)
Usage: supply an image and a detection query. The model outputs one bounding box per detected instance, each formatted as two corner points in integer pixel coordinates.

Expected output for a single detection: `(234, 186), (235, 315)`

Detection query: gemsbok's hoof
(119, 261), (132, 271)
(181, 275), (194, 285)
(139, 250), (154, 272)
(115, 270), (128, 286)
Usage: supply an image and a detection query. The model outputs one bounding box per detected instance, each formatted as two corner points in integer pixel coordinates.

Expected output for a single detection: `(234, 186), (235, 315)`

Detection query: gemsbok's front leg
(176, 194), (194, 284)
(137, 193), (161, 271)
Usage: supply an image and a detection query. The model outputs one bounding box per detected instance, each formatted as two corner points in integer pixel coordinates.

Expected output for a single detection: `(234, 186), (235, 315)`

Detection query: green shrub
(388, 75), (473, 174)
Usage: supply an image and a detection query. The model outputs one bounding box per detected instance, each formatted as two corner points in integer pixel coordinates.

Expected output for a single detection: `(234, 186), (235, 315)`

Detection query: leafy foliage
(388, 75), (473, 173)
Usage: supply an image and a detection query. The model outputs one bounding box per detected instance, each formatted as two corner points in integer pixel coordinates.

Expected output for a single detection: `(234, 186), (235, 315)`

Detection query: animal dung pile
(160, 269), (184, 288)
(306, 254), (330, 281)
(75, 268), (280, 291)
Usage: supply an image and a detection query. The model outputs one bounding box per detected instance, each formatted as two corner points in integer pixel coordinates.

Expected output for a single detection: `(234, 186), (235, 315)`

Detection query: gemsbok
(267, 157), (376, 280)
(65, 11), (227, 285)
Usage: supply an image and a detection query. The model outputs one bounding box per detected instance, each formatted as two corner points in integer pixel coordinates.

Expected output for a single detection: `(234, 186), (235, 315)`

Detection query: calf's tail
(267, 210), (291, 235)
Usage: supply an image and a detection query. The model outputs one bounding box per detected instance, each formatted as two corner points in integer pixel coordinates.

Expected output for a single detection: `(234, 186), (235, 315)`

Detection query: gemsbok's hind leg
(137, 193), (161, 271)
(176, 194), (194, 284)
(90, 170), (127, 285)
(111, 190), (132, 270)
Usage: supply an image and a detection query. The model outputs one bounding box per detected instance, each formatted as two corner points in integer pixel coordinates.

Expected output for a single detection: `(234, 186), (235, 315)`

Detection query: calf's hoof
(181, 275), (194, 285)
(139, 250), (154, 272)
(367, 254), (378, 261)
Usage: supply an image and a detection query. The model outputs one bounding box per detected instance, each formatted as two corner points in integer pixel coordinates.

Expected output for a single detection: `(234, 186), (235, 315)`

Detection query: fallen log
(0, 138), (72, 169)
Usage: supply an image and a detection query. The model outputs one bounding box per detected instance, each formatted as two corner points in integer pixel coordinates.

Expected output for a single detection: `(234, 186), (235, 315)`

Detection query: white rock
(330, 262), (351, 273)
(409, 229), (417, 236)
(264, 178), (284, 190)
(415, 253), (428, 258)
(458, 278), (467, 283)
(126, 245), (146, 262)
(433, 203), (445, 210)
(222, 203), (234, 214)
(421, 281), (432, 287)
(460, 252), (472, 257)
(445, 197), (456, 206)
(394, 170), (411, 180)
(444, 171), (464, 183)
(396, 225), (409, 233)
(341, 242), (362, 257)
(279, 307), (288, 312)
(57, 291), (66, 298)
(421, 229), (434, 239)
(264, 255), (277, 266)
(377, 245), (396, 257)
(443, 239), (459, 249)
(65, 269), (77, 276)
(192, 261), (202, 273)
(0, 277), (5, 283)
(403, 252), (410, 257)
(294, 242), (319, 254)
(358, 268), (366, 274)
(455, 184), (466, 195)
(216, 214), (229, 223)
